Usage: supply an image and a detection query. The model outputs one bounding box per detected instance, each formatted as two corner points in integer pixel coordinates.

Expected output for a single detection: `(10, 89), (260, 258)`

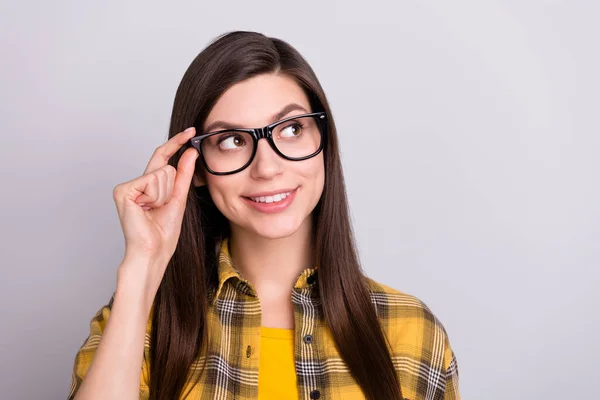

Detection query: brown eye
(280, 123), (302, 138)
(219, 134), (246, 150)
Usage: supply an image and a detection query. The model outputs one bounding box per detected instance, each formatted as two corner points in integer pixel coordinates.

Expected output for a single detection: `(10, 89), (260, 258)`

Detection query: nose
(249, 139), (283, 180)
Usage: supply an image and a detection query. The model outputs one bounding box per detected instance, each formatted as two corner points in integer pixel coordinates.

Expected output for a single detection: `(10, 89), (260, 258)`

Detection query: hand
(112, 127), (201, 287)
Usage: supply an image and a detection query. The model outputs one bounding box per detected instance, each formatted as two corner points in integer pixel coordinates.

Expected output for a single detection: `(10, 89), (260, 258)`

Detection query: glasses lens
(272, 116), (322, 159)
(201, 130), (254, 173)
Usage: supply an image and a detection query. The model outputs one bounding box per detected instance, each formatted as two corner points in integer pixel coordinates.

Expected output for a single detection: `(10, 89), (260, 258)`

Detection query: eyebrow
(203, 103), (309, 133)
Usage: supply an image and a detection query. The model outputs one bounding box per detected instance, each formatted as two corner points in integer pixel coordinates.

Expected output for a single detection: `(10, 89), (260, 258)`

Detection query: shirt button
(307, 273), (317, 284)
(303, 334), (314, 344)
(310, 389), (321, 399)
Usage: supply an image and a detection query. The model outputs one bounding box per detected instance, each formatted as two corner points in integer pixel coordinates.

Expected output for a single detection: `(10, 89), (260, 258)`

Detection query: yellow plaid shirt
(69, 238), (461, 399)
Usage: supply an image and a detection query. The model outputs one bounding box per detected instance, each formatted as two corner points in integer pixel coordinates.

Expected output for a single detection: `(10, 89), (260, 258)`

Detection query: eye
(280, 123), (303, 138)
(218, 134), (246, 150)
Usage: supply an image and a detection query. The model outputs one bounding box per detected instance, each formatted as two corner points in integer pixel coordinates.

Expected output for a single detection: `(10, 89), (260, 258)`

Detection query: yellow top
(257, 326), (299, 400)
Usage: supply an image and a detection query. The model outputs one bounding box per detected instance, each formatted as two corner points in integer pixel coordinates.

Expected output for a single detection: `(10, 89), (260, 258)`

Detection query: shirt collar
(210, 237), (318, 305)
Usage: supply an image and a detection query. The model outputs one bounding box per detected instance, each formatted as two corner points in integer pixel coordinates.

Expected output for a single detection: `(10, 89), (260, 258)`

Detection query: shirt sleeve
(443, 335), (461, 400)
(67, 294), (151, 400)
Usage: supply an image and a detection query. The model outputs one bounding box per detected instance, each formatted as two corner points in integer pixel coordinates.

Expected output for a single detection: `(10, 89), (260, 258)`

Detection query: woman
(68, 31), (460, 400)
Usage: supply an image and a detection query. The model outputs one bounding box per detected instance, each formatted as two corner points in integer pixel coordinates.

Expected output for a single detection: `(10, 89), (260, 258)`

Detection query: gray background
(1, 1), (598, 399)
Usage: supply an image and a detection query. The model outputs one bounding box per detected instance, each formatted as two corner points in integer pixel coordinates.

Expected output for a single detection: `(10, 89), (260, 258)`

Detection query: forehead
(204, 73), (311, 130)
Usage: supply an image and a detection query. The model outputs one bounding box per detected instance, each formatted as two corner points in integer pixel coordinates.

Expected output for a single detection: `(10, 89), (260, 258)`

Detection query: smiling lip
(242, 187), (299, 214)
(245, 187), (298, 198)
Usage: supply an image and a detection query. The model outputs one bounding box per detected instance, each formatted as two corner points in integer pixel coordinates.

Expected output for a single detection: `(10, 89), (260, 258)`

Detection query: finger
(154, 168), (169, 207)
(138, 166), (174, 208)
(169, 147), (200, 210)
(165, 165), (175, 202)
(144, 127), (196, 175)
(132, 174), (160, 206)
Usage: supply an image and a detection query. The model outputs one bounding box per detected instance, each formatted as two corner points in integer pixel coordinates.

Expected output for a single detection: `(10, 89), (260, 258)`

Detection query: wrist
(116, 258), (164, 316)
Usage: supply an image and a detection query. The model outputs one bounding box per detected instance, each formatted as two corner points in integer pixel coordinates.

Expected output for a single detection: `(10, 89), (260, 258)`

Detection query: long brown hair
(152, 31), (403, 400)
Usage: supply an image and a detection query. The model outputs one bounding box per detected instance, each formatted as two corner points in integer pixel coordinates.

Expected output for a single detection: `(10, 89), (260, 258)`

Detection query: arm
(68, 258), (158, 400)
(443, 337), (461, 400)
(69, 126), (199, 399)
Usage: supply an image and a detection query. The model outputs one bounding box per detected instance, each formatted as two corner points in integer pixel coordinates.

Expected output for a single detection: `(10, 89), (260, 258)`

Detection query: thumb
(169, 147), (199, 210)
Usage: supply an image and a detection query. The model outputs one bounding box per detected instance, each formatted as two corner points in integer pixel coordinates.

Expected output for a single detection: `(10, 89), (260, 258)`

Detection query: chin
(247, 214), (306, 239)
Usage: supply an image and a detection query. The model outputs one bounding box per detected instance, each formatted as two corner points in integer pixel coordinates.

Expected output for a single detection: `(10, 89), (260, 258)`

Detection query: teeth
(250, 191), (292, 203)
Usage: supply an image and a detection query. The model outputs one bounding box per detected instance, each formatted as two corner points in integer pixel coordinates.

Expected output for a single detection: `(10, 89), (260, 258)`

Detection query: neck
(229, 217), (314, 302)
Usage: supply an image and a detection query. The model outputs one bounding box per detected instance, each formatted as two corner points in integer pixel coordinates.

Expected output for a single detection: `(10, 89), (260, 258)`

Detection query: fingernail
(184, 127), (195, 134)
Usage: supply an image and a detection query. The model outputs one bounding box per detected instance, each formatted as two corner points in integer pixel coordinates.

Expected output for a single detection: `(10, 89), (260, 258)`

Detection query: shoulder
(364, 276), (435, 319)
(363, 276), (457, 372)
(69, 294), (152, 399)
(80, 293), (154, 338)
(81, 294), (116, 340)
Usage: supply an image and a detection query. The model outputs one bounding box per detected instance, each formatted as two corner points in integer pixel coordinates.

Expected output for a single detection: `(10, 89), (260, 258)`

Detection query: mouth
(247, 191), (293, 204)
(242, 187), (299, 213)
(243, 187), (298, 203)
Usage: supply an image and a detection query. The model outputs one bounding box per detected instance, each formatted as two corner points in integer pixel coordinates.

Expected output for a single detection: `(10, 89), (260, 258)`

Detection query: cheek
(298, 155), (325, 199)
(206, 176), (242, 214)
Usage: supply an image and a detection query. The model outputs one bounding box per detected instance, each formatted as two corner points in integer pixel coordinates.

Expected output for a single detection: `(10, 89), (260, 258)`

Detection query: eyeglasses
(188, 111), (327, 175)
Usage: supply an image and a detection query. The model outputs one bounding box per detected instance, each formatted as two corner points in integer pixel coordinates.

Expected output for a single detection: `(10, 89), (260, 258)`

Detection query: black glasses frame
(188, 111), (328, 175)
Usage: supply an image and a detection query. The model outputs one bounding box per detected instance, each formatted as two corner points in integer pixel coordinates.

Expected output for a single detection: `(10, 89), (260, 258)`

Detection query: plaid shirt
(69, 238), (460, 399)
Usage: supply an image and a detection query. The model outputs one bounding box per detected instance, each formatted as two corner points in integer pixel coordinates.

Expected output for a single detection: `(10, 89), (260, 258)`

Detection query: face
(196, 73), (325, 239)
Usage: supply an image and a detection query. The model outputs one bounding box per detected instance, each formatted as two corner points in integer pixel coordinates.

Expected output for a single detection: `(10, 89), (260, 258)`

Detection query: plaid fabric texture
(69, 238), (460, 399)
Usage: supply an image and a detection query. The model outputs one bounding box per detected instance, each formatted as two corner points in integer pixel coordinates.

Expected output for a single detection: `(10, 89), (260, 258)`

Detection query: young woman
(68, 31), (460, 400)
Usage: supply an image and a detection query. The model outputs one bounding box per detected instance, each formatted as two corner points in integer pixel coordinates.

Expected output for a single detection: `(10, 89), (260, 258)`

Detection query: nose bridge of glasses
(252, 135), (282, 171)
(255, 126), (269, 140)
